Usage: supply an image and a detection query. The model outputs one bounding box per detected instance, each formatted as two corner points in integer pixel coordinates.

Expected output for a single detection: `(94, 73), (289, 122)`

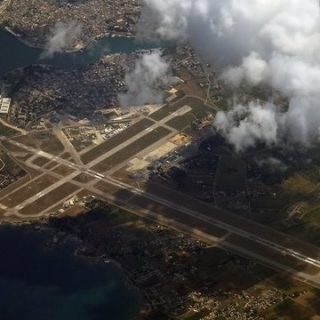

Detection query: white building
(0, 96), (11, 114)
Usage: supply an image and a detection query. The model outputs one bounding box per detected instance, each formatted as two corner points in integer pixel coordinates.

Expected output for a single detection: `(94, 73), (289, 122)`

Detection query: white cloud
(142, 0), (320, 149)
(42, 21), (82, 58)
(222, 52), (269, 86)
(214, 102), (278, 152)
(118, 51), (171, 107)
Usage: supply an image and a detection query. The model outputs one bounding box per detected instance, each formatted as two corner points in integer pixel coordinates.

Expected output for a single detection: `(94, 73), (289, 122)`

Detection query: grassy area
(268, 298), (316, 320)
(166, 112), (196, 131)
(92, 126), (171, 173)
(52, 165), (75, 176)
(43, 161), (58, 170)
(73, 173), (94, 184)
(13, 134), (37, 147)
(0, 122), (18, 136)
(20, 182), (79, 215)
(32, 156), (50, 167)
(2, 174), (58, 208)
(250, 191), (295, 214)
(284, 205), (320, 246)
(150, 103), (184, 121)
(71, 138), (92, 152)
(189, 99), (216, 119)
(81, 118), (154, 164)
(282, 174), (316, 197)
(36, 133), (64, 155)
(94, 180), (133, 201)
(85, 199), (139, 224)
(0, 151), (20, 172)
(1, 141), (26, 153)
(213, 95), (230, 109)
(303, 207), (320, 227)
(150, 96), (215, 122)
(0, 174), (31, 199)
(61, 152), (72, 160)
(175, 67), (207, 99)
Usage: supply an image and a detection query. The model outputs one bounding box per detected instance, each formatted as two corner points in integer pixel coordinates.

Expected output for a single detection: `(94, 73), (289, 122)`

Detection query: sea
(0, 27), (161, 75)
(0, 27), (160, 320)
(0, 224), (141, 320)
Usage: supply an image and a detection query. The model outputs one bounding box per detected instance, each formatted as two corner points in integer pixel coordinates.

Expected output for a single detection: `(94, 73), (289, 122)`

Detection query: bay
(0, 225), (140, 320)
(0, 27), (160, 75)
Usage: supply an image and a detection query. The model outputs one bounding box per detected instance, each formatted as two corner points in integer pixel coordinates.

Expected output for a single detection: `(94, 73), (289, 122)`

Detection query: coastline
(2, 25), (136, 54)
(44, 220), (144, 309)
(0, 222), (141, 319)
(0, 25), (164, 76)
(0, 212), (142, 303)
(76, 248), (142, 297)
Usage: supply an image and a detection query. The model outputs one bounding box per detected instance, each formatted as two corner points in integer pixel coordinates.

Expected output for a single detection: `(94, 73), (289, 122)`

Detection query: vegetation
(0, 122), (18, 137)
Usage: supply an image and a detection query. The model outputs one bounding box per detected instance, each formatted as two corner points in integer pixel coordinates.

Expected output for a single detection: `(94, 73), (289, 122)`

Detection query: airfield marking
(3, 106), (320, 288)
(6, 137), (320, 272)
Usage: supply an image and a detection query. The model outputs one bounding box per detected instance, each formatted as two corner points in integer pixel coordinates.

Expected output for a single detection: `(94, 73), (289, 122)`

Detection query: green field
(73, 173), (94, 184)
(52, 165), (75, 176)
(0, 122), (18, 136)
(166, 112), (196, 131)
(20, 183), (79, 215)
(81, 118), (154, 164)
(33, 132), (64, 155)
(149, 102), (183, 121)
(32, 156), (50, 167)
(269, 298), (316, 320)
(0, 151), (20, 172)
(189, 99), (216, 118)
(92, 126), (171, 173)
(2, 174), (58, 208)
(150, 96), (215, 121)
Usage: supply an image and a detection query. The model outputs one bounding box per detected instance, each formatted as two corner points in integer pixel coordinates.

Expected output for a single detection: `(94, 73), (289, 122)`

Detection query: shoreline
(0, 222), (142, 319)
(42, 221), (144, 308)
(0, 220), (142, 298)
(0, 214), (143, 298)
(2, 25), (136, 54)
(76, 249), (142, 295)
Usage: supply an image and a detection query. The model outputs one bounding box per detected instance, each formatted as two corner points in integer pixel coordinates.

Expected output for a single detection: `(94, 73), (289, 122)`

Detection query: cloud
(222, 52), (269, 87)
(42, 21), (82, 58)
(142, 0), (320, 150)
(118, 50), (171, 107)
(214, 102), (279, 152)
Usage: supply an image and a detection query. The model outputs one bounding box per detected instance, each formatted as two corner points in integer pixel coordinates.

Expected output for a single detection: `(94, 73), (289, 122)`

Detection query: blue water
(0, 27), (161, 75)
(0, 225), (140, 320)
(0, 28), (154, 319)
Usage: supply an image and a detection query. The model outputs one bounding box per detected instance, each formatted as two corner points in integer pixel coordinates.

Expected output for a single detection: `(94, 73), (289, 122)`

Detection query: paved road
(6, 137), (320, 288)
(4, 101), (320, 289)
(53, 126), (83, 166)
(83, 111), (182, 169)
(105, 131), (177, 176)
(0, 118), (27, 135)
(14, 170), (79, 211)
(1, 98), (320, 287)
(12, 151), (320, 289)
